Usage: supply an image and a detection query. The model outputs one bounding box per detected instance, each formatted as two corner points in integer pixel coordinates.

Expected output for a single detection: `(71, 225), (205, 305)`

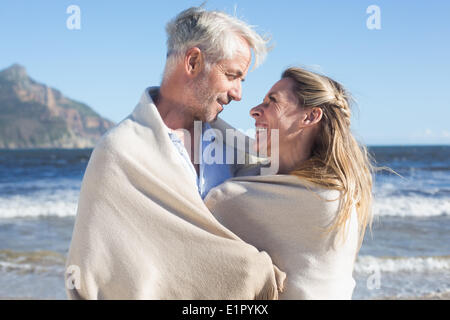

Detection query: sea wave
(354, 255), (450, 274)
(0, 192), (78, 218)
(3, 194), (447, 219)
(0, 178), (449, 218)
(373, 195), (450, 217)
(0, 250), (65, 274)
(0, 177), (81, 194)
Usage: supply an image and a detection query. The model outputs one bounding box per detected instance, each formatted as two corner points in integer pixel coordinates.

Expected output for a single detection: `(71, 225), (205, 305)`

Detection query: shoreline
(379, 291), (450, 300)
(2, 291), (450, 300)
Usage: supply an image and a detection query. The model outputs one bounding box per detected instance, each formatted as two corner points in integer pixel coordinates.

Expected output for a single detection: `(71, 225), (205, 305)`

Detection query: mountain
(0, 64), (115, 149)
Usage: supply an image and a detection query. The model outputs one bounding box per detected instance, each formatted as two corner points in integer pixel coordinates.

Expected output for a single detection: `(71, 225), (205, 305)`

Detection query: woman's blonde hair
(282, 67), (374, 248)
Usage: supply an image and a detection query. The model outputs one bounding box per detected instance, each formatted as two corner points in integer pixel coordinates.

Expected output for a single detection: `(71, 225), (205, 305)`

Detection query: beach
(0, 147), (449, 300)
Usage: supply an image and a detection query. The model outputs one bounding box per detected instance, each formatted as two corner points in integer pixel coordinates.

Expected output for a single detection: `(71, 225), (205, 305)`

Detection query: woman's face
(250, 78), (304, 155)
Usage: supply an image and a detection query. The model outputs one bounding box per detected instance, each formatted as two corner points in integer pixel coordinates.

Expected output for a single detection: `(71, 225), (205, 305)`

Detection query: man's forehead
(225, 51), (251, 73)
(228, 38), (252, 66)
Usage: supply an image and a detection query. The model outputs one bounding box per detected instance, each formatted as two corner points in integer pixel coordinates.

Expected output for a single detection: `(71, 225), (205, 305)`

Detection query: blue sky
(1, 0), (449, 145)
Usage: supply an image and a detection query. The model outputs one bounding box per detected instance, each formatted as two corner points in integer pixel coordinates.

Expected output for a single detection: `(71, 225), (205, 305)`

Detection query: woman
(204, 67), (373, 299)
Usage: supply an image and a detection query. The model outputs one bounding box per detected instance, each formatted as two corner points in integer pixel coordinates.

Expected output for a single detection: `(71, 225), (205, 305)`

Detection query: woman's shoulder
(231, 174), (340, 198)
(205, 174), (342, 214)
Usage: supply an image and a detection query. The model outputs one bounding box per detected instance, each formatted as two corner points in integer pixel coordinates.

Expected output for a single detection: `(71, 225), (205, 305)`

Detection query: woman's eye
(262, 97), (273, 106)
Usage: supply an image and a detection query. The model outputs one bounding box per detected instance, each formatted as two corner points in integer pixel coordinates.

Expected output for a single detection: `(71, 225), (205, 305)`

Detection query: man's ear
(302, 107), (323, 126)
(184, 47), (204, 77)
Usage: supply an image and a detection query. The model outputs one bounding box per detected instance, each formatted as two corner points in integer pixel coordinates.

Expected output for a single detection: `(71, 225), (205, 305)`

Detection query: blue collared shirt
(166, 122), (233, 199)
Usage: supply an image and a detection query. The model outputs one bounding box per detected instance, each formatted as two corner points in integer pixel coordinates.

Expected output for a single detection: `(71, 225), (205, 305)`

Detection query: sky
(1, 0), (449, 146)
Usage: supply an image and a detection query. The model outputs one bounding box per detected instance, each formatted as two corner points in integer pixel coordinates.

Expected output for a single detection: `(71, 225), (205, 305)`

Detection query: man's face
(190, 38), (252, 123)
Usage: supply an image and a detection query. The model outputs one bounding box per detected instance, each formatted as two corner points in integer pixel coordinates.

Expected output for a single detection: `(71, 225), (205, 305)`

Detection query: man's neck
(152, 88), (202, 174)
(158, 103), (194, 132)
(153, 84), (197, 132)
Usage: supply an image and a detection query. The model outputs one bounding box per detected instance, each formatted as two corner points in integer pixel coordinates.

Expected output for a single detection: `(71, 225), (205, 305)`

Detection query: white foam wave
(1, 178), (448, 218)
(0, 250), (66, 274)
(373, 195), (450, 217)
(354, 255), (450, 274)
(0, 190), (78, 218)
(0, 261), (64, 274)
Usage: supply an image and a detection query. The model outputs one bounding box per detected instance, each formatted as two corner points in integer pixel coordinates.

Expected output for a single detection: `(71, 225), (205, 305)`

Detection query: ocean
(0, 146), (449, 299)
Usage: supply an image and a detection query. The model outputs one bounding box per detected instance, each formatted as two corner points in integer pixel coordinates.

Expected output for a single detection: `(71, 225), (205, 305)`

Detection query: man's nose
(229, 81), (242, 102)
(250, 105), (262, 119)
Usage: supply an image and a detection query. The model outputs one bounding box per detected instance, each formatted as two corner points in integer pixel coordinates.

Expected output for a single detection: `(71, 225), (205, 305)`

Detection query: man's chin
(206, 111), (221, 123)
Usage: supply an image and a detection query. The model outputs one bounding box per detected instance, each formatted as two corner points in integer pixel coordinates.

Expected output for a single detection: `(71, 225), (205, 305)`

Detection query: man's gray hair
(164, 6), (270, 75)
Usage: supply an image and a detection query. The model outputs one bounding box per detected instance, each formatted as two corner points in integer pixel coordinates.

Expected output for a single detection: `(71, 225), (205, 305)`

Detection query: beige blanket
(205, 174), (359, 300)
(65, 88), (285, 299)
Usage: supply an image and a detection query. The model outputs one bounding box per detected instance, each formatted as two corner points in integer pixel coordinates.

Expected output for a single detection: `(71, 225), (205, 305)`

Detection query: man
(65, 6), (285, 300)
(158, 6), (271, 197)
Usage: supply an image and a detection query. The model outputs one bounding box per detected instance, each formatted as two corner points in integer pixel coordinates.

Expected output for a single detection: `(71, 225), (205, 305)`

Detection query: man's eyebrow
(268, 92), (280, 99)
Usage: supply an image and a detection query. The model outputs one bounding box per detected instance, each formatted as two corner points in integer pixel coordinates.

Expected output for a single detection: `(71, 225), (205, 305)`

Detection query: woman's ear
(303, 107), (323, 126)
(184, 47), (204, 77)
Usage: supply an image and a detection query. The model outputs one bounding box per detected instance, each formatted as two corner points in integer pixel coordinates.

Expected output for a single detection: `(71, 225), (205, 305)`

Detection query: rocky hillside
(0, 64), (115, 149)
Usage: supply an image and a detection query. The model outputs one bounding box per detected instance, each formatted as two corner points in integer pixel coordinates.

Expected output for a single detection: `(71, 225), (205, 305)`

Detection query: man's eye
(226, 73), (236, 80)
(269, 96), (277, 103)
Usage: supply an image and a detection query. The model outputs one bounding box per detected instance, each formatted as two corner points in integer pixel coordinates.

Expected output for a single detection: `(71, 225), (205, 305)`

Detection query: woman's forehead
(268, 78), (296, 101)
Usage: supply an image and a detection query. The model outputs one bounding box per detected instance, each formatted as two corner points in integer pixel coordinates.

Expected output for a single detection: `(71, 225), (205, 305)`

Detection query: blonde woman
(204, 67), (373, 299)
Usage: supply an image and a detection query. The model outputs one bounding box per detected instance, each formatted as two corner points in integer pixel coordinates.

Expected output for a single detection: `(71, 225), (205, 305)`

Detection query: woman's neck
(277, 149), (311, 174)
(277, 132), (315, 174)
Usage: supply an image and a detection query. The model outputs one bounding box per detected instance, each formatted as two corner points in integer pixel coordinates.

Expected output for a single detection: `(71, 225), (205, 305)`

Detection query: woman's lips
(254, 123), (270, 155)
(255, 124), (269, 143)
(255, 123), (268, 135)
(255, 122), (268, 128)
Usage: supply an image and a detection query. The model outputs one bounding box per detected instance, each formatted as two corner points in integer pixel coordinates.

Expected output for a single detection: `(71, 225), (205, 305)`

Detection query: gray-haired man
(156, 6), (271, 197)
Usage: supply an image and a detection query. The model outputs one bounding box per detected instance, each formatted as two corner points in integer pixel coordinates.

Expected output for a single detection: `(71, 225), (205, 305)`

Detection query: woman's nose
(250, 105), (262, 119)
